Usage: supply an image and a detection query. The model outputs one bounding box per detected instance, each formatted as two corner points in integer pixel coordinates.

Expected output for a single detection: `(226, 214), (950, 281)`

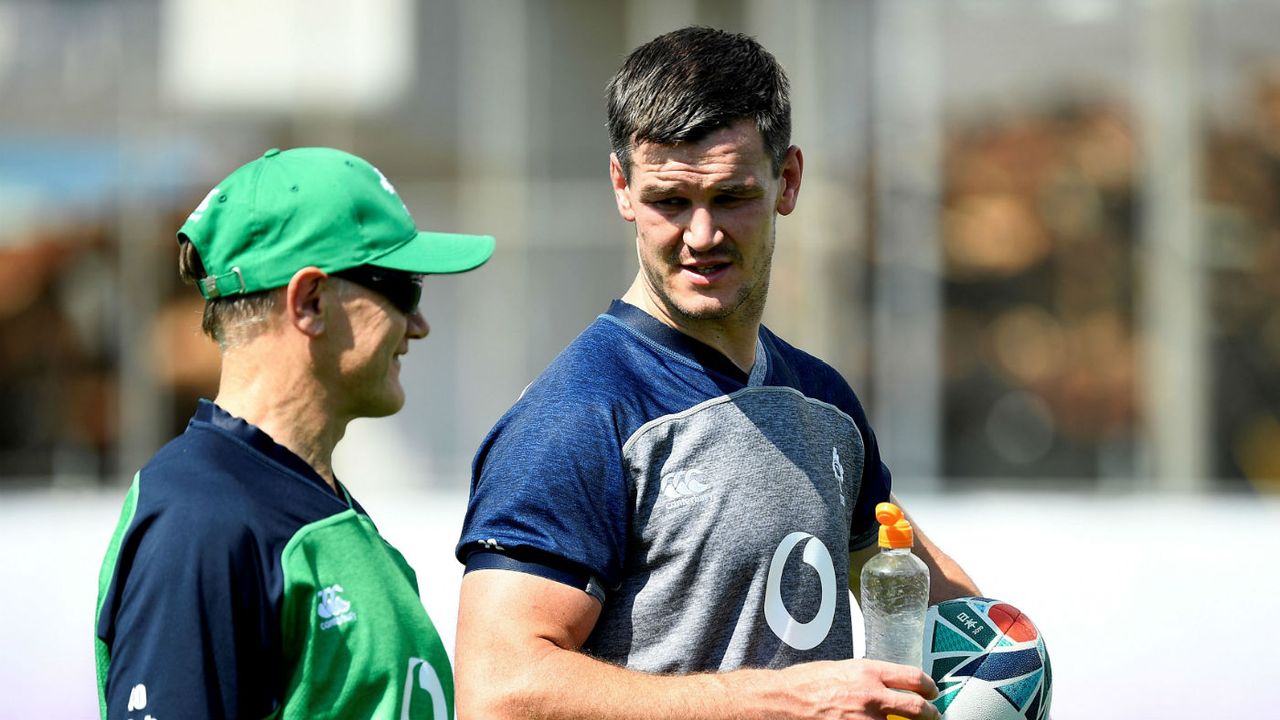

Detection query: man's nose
(407, 309), (430, 340)
(683, 206), (721, 251)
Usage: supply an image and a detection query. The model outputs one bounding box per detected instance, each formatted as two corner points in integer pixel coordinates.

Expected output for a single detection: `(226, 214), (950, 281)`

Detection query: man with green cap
(94, 147), (493, 719)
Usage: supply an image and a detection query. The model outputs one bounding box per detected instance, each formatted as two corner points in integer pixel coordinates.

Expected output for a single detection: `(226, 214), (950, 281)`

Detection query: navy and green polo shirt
(95, 400), (452, 719)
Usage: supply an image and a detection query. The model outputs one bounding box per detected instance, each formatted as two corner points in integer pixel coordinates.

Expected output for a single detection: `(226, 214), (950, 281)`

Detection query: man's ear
(776, 145), (804, 216)
(285, 267), (328, 337)
(610, 152), (636, 222)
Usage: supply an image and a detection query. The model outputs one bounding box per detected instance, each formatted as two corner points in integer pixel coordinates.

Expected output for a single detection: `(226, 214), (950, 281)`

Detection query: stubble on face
(637, 229), (773, 326)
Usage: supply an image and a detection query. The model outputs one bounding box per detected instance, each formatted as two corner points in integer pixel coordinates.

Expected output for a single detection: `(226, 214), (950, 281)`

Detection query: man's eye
(651, 197), (688, 208)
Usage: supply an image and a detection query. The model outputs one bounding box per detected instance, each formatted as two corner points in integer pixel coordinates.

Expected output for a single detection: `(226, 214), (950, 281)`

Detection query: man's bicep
(458, 568), (602, 654)
(455, 568), (602, 716)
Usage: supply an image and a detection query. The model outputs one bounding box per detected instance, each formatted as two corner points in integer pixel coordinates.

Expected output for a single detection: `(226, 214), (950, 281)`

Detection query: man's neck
(621, 278), (761, 373)
(213, 345), (347, 491)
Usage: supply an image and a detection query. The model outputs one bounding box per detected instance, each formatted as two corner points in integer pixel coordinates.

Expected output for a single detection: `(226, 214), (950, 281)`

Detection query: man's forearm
(909, 522), (980, 604)
(886, 498), (981, 605)
(456, 569), (940, 720)
(458, 638), (945, 720)
(458, 639), (795, 720)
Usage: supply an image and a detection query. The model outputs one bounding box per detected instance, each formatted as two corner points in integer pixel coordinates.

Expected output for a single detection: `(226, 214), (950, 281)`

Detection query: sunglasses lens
(335, 267), (422, 314)
(394, 281), (423, 314)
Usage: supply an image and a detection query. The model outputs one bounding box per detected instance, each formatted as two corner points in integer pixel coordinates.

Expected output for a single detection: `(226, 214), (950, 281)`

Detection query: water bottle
(860, 502), (930, 669)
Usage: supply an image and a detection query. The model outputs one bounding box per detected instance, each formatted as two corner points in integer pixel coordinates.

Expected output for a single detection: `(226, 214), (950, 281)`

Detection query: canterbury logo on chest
(660, 469), (712, 499)
(316, 583), (358, 630)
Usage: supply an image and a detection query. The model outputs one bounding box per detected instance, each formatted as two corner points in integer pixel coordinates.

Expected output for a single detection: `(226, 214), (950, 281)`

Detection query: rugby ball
(922, 597), (1052, 720)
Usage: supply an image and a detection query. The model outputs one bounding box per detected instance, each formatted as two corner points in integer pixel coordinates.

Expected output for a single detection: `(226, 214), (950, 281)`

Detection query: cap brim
(368, 231), (495, 275)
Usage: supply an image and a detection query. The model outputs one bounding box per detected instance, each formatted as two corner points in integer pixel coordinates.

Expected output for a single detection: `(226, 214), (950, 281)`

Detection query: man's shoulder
(528, 313), (656, 396)
(760, 327), (848, 386)
(489, 311), (702, 449)
(142, 426), (259, 503)
(564, 311), (644, 361)
(135, 425), (327, 543)
(757, 326), (878, 431)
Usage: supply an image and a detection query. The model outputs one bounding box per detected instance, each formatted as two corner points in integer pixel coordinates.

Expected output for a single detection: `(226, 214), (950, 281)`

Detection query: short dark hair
(178, 239), (277, 348)
(606, 26), (792, 182)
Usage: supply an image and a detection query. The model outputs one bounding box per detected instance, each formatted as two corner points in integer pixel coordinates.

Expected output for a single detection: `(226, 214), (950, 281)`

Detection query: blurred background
(2, 0), (1278, 717)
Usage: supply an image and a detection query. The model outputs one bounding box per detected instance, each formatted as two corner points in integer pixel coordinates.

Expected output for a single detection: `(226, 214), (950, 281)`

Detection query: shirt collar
(190, 399), (344, 499)
(605, 299), (766, 385)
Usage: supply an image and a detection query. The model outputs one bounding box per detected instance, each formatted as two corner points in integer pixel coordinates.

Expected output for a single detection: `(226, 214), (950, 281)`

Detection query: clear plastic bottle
(860, 502), (930, 668)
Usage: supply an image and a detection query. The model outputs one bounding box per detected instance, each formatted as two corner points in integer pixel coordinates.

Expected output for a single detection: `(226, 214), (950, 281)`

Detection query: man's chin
(357, 388), (406, 419)
(676, 305), (733, 322)
(668, 293), (739, 322)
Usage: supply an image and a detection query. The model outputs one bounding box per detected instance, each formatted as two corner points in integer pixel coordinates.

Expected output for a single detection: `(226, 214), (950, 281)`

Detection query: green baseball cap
(178, 147), (495, 299)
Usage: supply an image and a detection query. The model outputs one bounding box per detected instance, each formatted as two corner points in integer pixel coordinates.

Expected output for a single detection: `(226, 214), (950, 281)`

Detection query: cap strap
(201, 267), (246, 299)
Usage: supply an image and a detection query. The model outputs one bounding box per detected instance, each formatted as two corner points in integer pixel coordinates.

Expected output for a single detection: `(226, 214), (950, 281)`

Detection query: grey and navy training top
(457, 299), (891, 672)
(95, 400), (453, 719)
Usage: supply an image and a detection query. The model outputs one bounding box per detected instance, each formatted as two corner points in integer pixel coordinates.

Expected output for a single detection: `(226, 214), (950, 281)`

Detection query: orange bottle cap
(876, 502), (914, 549)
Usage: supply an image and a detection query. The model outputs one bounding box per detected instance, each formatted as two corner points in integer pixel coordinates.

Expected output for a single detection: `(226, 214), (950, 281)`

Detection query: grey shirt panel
(583, 386), (868, 672)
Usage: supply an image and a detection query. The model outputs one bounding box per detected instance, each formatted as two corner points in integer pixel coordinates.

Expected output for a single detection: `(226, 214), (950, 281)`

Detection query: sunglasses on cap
(331, 265), (423, 315)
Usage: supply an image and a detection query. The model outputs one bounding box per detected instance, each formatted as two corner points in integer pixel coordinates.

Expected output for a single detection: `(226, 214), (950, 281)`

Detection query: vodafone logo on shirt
(764, 532), (837, 651)
(402, 657), (449, 719)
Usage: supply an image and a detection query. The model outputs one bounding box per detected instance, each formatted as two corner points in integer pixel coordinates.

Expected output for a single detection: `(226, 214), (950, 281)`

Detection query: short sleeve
(96, 483), (277, 720)
(847, 405), (892, 552)
(456, 383), (631, 588)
